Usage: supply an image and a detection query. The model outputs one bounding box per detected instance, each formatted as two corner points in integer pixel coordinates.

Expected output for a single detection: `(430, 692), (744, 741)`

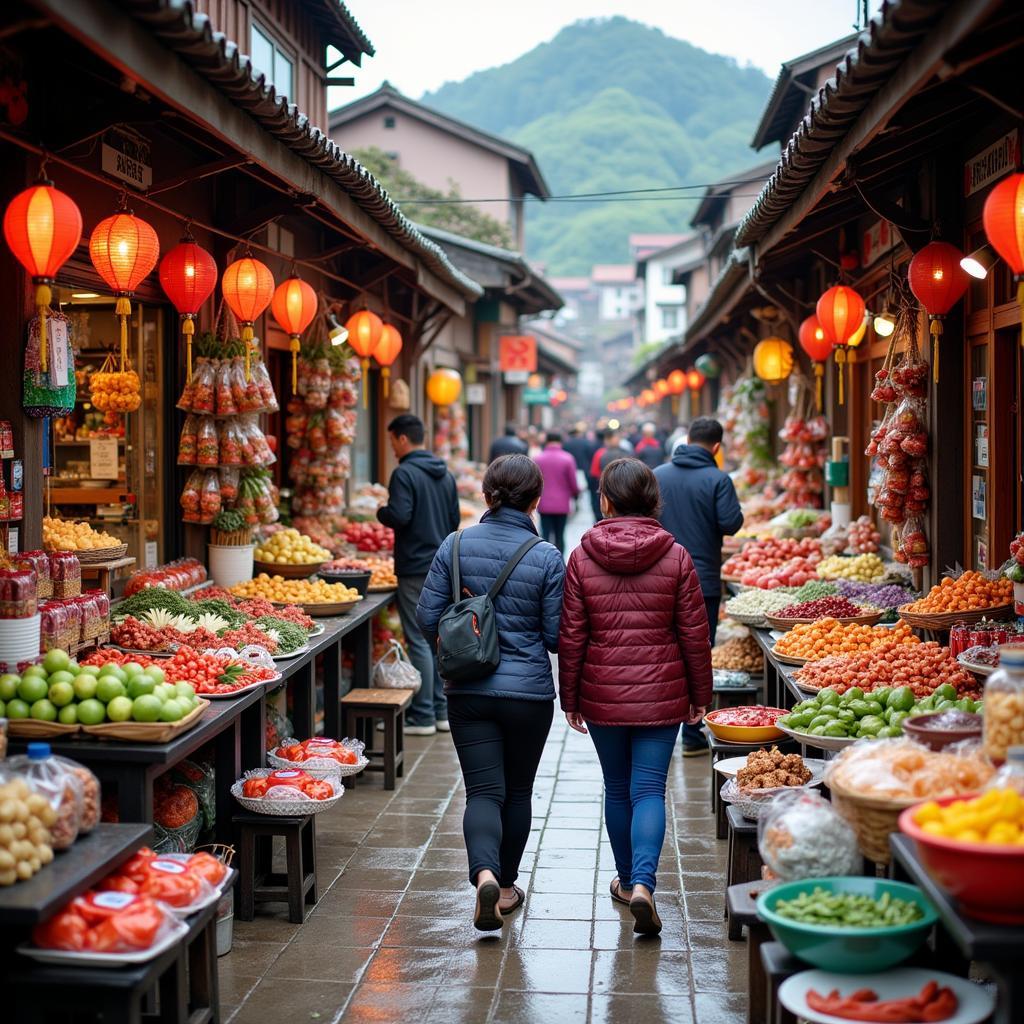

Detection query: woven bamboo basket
(70, 544), (128, 565)
(897, 602), (1014, 630)
(764, 610), (882, 631)
(252, 559), (324, 579)
(725, 610), (773, 628)
(81, 699), (209, 742)
(7, 719), (81, 739)
(826, 774), (918, 865)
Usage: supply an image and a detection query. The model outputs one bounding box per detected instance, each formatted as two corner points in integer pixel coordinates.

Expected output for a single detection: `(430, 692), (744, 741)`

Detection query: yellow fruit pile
(43, 517), (121, 551)
(914, 788), (1024, 845)
(816, 553), (886, 582)
(230, 574), (361, 605)
(90, 370), (141, 413)
(255, 528), (331, 565)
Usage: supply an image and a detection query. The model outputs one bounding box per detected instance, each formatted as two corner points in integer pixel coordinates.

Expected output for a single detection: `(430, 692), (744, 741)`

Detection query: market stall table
(891, 833), (1022, 1024)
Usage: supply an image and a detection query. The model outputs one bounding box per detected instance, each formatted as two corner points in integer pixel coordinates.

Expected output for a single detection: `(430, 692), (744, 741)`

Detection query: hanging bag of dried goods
(218, 465), (240, 503)
(218, 418), (243, 467)
(899, 514), (930, 568)
(189, 358), (215, 414)
(180, 468), (205, 522)
(196, 416), (219, 467)
(214, 359), (236, 415)
(252, 356), (278, 412)
(24, 309), (77, 418)
(7, 743), (84, 851)
(199, 470), (222, 524)
(177, 414), (199, 465)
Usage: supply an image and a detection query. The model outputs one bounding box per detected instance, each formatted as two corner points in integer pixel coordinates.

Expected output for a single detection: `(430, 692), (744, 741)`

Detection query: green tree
(354, 147), (512, 249)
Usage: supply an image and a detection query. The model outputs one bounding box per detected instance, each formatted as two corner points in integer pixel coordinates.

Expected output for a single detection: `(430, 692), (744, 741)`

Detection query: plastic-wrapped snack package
(199, 470), (222, 524)
(757, 788), (861, 881)
(6, 743), (84, 851)
(189, 358), (215, 414)
(252, 358), (279, 413)
(218, 418), (243, 467)
(180, 468), (205, 522)
(177, 414), (199, 466)
(218, 466), (240, 504)
(212, 360), (233, 415)
(196, 416), (219, 468)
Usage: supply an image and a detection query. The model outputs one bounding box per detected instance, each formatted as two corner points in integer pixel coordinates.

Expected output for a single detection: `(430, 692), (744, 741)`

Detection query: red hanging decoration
(3, 179), (82, 373)
(346, 309), (384, 408)
(271, 277), (318, 392)
(817, 285), (865, 406)
(159, 236), (217, 382)
(373, 323), (403, 398)
(983, 172), (1024, 347)
(908, 241), (968, 383)
(89, 206), (160, 371)
(222, 255), (274, 380)
(667, 369), (686, 395)
(799, 314), (831, 411)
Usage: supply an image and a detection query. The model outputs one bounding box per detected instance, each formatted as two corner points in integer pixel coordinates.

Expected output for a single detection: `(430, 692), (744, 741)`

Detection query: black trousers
(447, 695), (554, 886)
(588, 482), (602, 522)
(539, 513), (568, 554)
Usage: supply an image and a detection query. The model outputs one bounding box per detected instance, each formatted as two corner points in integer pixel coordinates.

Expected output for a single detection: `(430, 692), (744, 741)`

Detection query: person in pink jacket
(533, 431), (581, 554)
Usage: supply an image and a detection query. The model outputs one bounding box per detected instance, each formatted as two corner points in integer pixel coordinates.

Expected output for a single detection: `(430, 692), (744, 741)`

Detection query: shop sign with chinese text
(499, 335), (537, 373)
(102, 128), (152, 190)
(964, 130), (1020, 196)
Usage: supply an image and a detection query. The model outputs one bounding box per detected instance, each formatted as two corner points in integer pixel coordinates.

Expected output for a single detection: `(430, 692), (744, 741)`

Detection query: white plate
(308, 624), (325, 637)
(273, 644), (309, 661)
(202, 674), (280, 700)
(714, 755), (828, 779)
(776, 723), (861, 751)
(19, 916), (189, 967)
(779, 967), (995, 1024)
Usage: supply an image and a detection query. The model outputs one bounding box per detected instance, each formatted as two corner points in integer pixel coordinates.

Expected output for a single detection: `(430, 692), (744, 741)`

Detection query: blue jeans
(588, 723), (680, 892)
(395, 574), (447, 726)
(683, 596), (720, 749)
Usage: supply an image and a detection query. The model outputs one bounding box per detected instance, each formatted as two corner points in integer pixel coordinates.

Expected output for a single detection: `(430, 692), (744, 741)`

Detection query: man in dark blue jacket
(654, 417), (744, 755)
(488, 424), (527, 463)
(378, 414), (461, 734)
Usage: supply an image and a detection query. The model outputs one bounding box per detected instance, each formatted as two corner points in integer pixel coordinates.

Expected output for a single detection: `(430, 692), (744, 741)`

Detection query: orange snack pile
(903, 571), (1012, 614)
(774, 619), (917, 662)
(794, 641), (981, 698)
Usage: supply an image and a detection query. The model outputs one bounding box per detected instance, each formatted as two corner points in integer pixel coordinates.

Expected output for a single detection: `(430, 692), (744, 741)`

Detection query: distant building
(549, 276), (596, 327)
(630, 232), (690, 345)
(591, 264), (643, 321)
(329, 82), (549, 251)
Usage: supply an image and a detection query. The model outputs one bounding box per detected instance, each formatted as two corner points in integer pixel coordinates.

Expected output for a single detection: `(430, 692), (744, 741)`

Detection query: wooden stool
(726, 805), (763, 937)
(727, 881), (777, 1024)
(235, 811), (317, 924)
(341, 688), (413, 790)
(761, 941), (803, 1024)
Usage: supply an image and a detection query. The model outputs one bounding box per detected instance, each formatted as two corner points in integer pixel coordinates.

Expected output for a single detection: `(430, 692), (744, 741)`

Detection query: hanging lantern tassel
(289, 334), (300, 392)
(361, 358), (369, 409)
(813, 362), (824, 412)
(835, 348), (846, 405)
(930, 316), (942, 383)
(36, 282), (51, 374)
(182, 315), (195, 382)
(382, 366), (391, 398)
(241, 324), (254, 381)
(116, 296), (131, 370)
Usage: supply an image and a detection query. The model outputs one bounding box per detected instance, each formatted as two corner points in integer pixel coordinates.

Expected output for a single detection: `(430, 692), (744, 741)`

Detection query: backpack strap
(487, 535), (544, 601)
(450, 531), (463, 604)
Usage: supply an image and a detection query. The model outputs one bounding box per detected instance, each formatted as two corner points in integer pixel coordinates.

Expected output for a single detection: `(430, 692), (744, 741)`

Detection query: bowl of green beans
(756, 876), (938, 973)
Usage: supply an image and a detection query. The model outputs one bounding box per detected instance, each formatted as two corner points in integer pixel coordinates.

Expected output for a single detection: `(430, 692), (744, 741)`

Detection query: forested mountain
(421, 17), (773, 274)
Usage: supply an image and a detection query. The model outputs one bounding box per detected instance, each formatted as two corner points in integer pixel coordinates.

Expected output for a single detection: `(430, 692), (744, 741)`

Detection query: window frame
(251, 20), (295, 102)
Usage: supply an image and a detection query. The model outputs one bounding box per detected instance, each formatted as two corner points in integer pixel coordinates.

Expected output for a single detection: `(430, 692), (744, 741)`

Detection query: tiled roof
(312, 0), (374, 63)
(120, 0), (482, 300)
(735, 0), (952, 248)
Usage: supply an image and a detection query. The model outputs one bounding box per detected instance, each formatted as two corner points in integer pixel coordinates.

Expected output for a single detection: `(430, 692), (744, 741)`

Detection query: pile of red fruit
(774, 597), (869, 620)
(241, 769), (334, 801)
(741, 556), (821, 589)
(273, 737), (359, 765)
(343, 521), (394, 553)
(846, 516), (881, 554)
(722, 537), (822, 579)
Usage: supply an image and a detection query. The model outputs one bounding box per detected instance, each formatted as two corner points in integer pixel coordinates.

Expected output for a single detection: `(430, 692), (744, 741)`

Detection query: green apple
(100, 663), (127, 683)
(30, 699), (57, 722)
(73, 674), (98, 700)
(17, 675), (48, 703)
(42, 649), (71, 675)
(5, 698), (29, 719)
(0, 674), (19, 701)
(66, 661), (79, 674)
(48, 681), (74, 708)
(158, 699), (185, 723)
(127, 675), (156, 699)
(57, 704), (78, 725)
(154, 683), (176, 703)
(145, 666), (166, 685)
(132, 695), (162, 723)
(96, 676), (126, 703)
(47, 670), (75, 689)
(77, 665), (100, 677)
(21, 665), (48, 680)
(106, 696), (134, 723)
(122, 662), (145, 678)
(173, 681), (196, 700)
(76, 698), (106, 726)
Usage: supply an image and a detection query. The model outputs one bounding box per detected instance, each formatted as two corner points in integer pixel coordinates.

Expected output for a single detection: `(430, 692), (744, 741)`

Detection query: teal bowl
(756, 876), (937, 973)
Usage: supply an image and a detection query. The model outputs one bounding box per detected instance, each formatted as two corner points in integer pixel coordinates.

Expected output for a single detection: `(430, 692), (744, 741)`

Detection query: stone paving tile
(226, 684), (746, 1023)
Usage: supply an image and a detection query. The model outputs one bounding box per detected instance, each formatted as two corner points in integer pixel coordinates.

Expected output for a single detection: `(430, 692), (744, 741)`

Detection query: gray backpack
(435, 531), (543, 683)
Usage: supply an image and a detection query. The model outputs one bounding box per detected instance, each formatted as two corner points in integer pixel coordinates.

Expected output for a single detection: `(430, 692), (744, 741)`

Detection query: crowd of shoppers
(376, 412), (741, 934)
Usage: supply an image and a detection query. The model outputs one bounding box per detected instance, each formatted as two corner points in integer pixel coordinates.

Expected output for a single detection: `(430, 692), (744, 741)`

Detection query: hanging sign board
(101, 128), (152, 191)
(89, 437), (119, 480)
(861, 219), (900, 268)
(499, 335), (537, 373)
(523, 387), (551, 405)
(503, 370), (529, 385)
(965, 130), (1019, 196)
(465, 383), (487, 406)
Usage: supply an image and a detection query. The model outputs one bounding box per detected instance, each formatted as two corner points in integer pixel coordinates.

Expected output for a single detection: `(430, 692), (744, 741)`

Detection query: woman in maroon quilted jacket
(559, 458), (713, 935)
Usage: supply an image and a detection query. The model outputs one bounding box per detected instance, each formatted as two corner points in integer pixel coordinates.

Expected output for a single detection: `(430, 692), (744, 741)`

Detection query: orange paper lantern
(816, 285), (865, 405)
(753, 337), (794, 385)
(222, 255), (274, 379)
(90, 208), (160, 370)
(271, 277), (318, 391)
(426, 367), (462, 406)
(654, 378), (670, 397)
(159, 237), (217, 382)
(4, 180), (82, 373)
(686, 368), (705, 391)
(667, 369), (686, 395)
(346, 309), (384, 407)
(373, 324), (403, 398)
(642, 388), (658, 405)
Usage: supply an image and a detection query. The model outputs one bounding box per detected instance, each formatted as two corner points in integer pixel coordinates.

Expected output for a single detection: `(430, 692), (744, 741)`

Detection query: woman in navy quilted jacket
(417, 454), (565, 931)
(558, 458), (713, 935)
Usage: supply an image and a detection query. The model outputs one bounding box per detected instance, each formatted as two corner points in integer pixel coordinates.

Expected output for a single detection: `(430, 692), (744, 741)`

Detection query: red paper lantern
(908, 241), (969, 382)
(654, 378), (670, 398)
(983, 172), (1024, 274)
(3, 180), (82, 373)
(667, 369), (686, 395)
(642, 388), (658, 405)
(159, 237), (217, 382)
(346, 309), (384, 408)
(798, 314), (831, 411)
(271, 277), (318, 392)
(686, 368), (705, 391)
(222, 255), (274, 378)
(90, 208), (160, 370)
(373, 324), (403, 398)
(816, 286), (865, 406)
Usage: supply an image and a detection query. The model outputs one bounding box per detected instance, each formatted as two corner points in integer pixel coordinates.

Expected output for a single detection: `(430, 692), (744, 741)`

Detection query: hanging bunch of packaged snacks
(175, 329), (278, 417)
(24, 310), (76, 418)
(90, 352), (141, 413)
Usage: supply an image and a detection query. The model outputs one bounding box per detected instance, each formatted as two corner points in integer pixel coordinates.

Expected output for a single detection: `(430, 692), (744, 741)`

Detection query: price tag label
(89, 436), (119, 480)
(47, 319), (70, 386)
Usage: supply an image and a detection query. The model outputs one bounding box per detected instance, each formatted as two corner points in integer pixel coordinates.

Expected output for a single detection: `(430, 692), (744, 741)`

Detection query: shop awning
(35, 0), (481, 314)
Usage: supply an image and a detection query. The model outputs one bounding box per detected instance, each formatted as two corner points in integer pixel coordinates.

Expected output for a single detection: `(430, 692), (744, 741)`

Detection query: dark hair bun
(483, 454), (543, 512)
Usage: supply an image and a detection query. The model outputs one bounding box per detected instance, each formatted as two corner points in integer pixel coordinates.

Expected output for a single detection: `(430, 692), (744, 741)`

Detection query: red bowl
(898, 794), (1024, 924)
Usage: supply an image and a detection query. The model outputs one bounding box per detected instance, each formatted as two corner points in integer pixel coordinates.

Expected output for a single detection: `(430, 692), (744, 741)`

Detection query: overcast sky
(331, 0), (884, 107)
